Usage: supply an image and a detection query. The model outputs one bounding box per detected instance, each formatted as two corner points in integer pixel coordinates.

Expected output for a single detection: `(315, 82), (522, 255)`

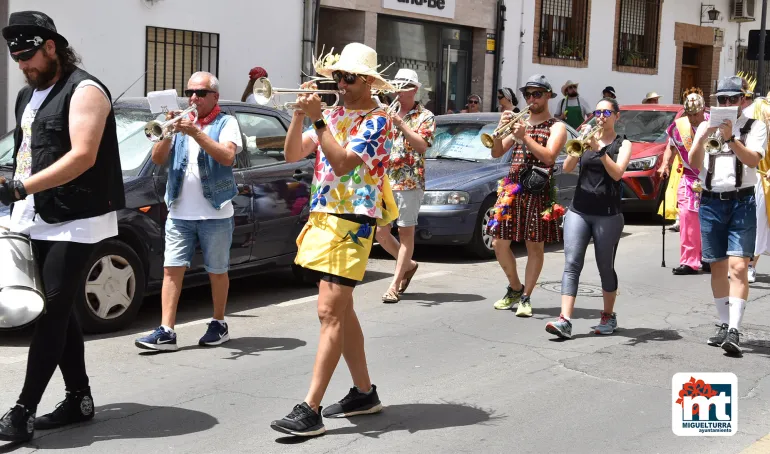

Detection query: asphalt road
(0, 219), (769, 453)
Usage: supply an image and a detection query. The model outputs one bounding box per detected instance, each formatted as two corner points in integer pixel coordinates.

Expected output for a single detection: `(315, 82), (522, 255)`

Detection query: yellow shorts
(294, 212), (375, 282)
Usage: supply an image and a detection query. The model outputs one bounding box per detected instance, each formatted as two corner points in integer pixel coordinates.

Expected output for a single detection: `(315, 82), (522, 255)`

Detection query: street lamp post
(759, 0), (768, 96)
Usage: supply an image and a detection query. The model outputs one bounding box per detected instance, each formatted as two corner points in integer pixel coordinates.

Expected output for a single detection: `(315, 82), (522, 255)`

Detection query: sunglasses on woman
(468, 99), (479, 104)
(184, 89), (216, 98)
(717, 95), (742, 105)
(593, 109), (615, 118)
(10, 47), (40, 62)
(332, 71), (361, 84)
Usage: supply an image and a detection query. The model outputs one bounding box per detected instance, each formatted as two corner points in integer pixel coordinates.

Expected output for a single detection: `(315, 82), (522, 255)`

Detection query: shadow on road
(275, 401), (502, 444)
(399, 292), (485, 307)
(563, 328), (683, 345)
(1, 403), (217, 451)
(532, 306), (603, 321)
(173, 336), (307, 360)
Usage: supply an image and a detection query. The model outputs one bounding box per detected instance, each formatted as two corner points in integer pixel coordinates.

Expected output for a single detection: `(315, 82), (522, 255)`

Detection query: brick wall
(672, 22), (722, 105)
(531, 0), (592, 69)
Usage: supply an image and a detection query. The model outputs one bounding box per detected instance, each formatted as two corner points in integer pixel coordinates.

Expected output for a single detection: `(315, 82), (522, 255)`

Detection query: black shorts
(299, 267), (359, 288)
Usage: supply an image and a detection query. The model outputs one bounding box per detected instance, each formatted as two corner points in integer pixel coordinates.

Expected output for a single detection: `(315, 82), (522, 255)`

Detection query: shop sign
(382, 0), (456, 19)
(486, 33), (495, 54)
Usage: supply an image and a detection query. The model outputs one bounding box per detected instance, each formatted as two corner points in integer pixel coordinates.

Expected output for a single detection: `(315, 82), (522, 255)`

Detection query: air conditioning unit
(730, 0), (756, 22)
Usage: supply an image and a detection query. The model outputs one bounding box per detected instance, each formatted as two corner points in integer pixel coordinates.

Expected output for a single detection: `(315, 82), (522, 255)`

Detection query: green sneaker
(515, 295), (533, 317)
(493, 285), (524, 310)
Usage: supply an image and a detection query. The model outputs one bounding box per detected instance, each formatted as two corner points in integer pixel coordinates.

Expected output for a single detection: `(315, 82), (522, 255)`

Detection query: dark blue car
(415, 113), (579, 258)
(0, 99), (314, 333)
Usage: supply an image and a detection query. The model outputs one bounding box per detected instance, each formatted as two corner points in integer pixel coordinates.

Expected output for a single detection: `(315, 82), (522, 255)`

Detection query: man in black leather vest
(0, 11), (124, 442)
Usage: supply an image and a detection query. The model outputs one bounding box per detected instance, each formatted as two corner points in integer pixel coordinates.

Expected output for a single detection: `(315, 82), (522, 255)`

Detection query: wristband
(313, 118), (327, 130)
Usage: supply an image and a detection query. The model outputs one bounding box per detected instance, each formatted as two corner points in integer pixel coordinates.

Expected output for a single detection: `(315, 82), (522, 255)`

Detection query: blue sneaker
(135, 326), (178, 351)
(199, 321), (230, 346)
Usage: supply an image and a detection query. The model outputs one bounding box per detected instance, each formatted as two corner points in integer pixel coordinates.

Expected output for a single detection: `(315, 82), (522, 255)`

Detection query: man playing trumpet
(487, 74), (567, 316)
(135, 72), (243, 351)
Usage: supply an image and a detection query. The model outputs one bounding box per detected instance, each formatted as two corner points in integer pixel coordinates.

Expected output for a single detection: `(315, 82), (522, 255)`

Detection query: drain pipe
(515, 0), (525, 99)
(301, 0), (319, 82)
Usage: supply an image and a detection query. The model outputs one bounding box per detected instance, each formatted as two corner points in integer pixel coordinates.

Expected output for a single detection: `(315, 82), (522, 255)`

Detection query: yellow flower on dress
(328, 183), (354, 213)
(333, 116), (353, 144)
(364, 172), (378, 186)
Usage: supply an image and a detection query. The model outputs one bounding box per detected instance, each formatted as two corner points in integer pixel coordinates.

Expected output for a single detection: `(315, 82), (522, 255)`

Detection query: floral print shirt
(386, 103), (435, 190)
(304, 107), (393, 218)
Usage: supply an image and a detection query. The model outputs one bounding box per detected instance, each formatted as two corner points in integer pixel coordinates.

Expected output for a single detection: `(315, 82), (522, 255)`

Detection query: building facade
(2, 0), (305, 132)
(318, 0), (504, 113)
(502, 0), (770, 112)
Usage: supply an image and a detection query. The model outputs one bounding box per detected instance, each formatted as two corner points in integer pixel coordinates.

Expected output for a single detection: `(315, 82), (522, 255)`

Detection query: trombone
(253, 77), (344, 110)
(480, 105), (532, 148)
(565, 124), (603, 157)
(144, 105), (198, 142)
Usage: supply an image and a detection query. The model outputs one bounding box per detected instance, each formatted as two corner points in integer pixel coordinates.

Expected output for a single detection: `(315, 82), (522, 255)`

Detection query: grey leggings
(561, 209), (624, 296)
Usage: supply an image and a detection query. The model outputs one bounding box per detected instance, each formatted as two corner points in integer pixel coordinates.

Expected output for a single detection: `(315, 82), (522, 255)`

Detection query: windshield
(425, 122), (501, 161)
(0, 107), (162, 176)
(588, 110), (677, 143)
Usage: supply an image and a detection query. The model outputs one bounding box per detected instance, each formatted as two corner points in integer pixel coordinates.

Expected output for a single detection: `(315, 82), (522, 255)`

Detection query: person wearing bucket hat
(555, 80), (590, 129)
(242, 66), (268, 103)
(657, 88), (709, 277)
(689, 75), (768, 357)
(0, 11), (125, 442)
(271, 42), (396, 437)
(486, 74), (568, 317)
(376, 68), (435, 304)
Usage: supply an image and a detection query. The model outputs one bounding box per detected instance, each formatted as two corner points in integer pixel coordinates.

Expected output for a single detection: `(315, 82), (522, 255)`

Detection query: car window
(114, 108), (164, 177)
(0, 132), (14, 167)
(427, 122), (502, 161)
(235, 112), (287, 167)
(586, 110), (676, 143)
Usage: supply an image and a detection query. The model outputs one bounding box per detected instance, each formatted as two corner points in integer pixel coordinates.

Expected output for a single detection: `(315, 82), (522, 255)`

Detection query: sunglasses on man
(717, 94), (742, 105)
(523, 91), (547, 100)
(184, 89), (216, 98)
(10, 46), (40, 62)
(332, 71), (364, 85)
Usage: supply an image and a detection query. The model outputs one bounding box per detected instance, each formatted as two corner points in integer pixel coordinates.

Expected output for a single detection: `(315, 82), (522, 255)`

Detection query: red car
(583, 104), (685, 213)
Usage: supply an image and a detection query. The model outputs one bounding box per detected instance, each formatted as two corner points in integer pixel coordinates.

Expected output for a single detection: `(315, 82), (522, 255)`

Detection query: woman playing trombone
(545, 97), (632, 339)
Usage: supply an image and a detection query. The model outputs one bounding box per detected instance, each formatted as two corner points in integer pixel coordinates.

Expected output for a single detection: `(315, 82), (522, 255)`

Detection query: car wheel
(464, 197), (496, 259)
(73, 239), (146, 334)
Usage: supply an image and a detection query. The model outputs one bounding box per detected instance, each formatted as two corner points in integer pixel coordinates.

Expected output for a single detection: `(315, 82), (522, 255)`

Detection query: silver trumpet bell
(253, 77), (344, 110)
(144, 105), (198, 142)
(705, 133), (724, 155)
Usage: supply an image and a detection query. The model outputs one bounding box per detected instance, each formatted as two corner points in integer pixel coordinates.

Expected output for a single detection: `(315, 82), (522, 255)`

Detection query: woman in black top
(545, 98), (632, 340)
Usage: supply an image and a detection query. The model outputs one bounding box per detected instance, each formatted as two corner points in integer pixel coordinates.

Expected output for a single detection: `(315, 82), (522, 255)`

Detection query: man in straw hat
(376, 68), (435, 304)
(271, 42), (397, 436)
(0, 11), (124, 441)
(487, 74), (567, 316)
(657, 88), (709, 276)
(642, 91), (662, 104)
(690, 75), (767, 357)
(555, 80), (590, 129)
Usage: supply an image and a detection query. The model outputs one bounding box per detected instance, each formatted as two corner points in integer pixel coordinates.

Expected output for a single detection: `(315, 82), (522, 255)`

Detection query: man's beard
(568, 91), (578, 98)
(23, 54), (59, 89)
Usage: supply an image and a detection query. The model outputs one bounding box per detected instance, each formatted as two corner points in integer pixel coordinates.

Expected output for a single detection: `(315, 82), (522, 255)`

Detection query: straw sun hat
(314, 43), (395, 92)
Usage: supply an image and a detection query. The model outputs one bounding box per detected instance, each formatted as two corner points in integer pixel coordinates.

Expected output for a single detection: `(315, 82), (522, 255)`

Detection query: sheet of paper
(147, 89), (180, 114)
(708, 106), (739, 127)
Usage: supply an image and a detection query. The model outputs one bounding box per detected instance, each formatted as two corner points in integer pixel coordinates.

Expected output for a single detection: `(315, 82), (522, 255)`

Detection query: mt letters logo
(672, 372), (737, 436)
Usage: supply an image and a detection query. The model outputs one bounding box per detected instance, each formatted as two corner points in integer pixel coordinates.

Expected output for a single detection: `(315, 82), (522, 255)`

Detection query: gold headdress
(682, 87), (705, 114)
(737, 71), (757, 95)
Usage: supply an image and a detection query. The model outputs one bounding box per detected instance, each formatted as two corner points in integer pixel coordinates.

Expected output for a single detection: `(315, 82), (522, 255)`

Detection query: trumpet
(705, 133), (724, 155)
(384, 95), (401, 116)
(565, 124), (603, 157)
(144, 105), (198, 142)
(253, 77), (344, 110)
(480, 105), (532, 148)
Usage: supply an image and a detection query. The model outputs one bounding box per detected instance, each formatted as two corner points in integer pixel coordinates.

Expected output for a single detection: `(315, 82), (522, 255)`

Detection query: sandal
(382, 289), (400, 304)
(398, 263), (419, 295)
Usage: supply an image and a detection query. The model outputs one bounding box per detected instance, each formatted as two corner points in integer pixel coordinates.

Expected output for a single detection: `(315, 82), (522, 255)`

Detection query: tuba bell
(480, 105), (532, 148)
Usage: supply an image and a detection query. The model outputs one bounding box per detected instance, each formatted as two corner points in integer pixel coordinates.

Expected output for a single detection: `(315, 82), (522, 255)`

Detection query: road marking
(741, 432), (770, 453)
(174, 270), (451, 329)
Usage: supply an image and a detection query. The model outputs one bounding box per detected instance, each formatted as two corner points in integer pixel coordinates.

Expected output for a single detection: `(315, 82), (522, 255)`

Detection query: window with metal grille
(145, 26), (220, 95)
(616, 0), (661, 68)
(537, 0), (589, 61)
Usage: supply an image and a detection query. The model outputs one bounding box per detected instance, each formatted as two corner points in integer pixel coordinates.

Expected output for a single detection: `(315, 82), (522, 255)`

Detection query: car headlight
(422, 191), (470, 205)
(626, 156), (657, 171)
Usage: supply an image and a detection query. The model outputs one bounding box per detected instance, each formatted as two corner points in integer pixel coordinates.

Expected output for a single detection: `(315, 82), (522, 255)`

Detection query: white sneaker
(748, 266), (757, 284)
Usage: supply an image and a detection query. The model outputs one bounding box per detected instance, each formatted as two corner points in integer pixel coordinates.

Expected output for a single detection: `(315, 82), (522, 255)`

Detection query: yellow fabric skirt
(658, 154), (682, 220)
(294, 212), (374, 282)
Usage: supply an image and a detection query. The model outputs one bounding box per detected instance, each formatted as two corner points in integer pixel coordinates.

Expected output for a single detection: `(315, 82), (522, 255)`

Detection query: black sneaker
(707, 323), (729, 347)
(322, 385), (382, 418)
(0, 405), (35, 442)
(34, 388), (94, 431)
(721, 329), (743, 356)
(270, 403), (325, 437)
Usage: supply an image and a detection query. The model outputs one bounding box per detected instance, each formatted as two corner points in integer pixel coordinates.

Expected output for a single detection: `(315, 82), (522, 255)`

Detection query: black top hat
(2, 11), (68, 49)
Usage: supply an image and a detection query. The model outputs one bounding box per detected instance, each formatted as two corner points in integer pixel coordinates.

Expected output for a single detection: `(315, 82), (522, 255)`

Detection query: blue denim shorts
(699, 192), (757, 263)
(164, 217), (234, 274)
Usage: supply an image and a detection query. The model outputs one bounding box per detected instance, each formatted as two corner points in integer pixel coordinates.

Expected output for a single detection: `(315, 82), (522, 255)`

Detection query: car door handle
(293, 170), (310, 181)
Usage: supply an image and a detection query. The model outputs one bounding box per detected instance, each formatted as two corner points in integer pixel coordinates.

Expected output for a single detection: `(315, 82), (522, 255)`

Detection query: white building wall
(5, 0), (304, 131)
(502, 0), (770, 112)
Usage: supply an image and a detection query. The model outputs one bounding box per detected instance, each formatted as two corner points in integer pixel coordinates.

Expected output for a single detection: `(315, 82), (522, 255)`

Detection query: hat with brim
(561, 80), (578, 96)
(314, 43), (395, 92)
(643, 92), (662, 102)
(519, 74), (557, 99)
(2, 11), (68, 50)
(393, 68), (421, 89)
(715, 76), (745, 97)
(602, 86), (616, 97)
